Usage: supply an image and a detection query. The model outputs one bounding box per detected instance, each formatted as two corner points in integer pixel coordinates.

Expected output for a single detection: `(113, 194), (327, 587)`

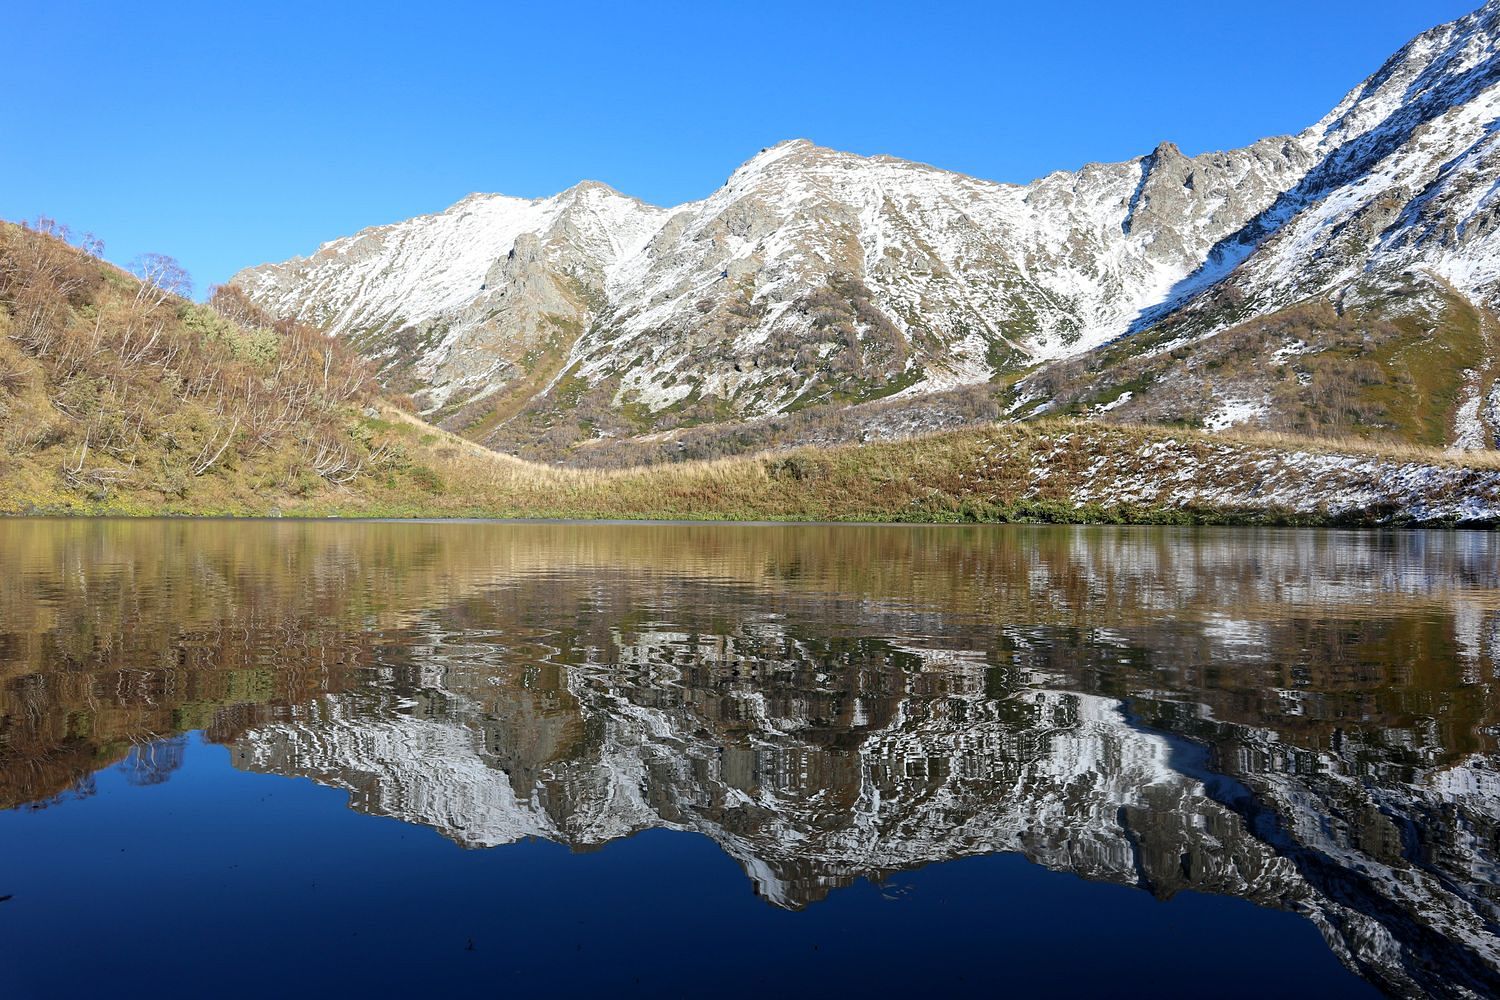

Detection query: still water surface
(2, 520), (1498, 997)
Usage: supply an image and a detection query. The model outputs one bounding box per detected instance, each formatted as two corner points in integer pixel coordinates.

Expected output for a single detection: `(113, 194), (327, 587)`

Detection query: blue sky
(0, 0), (1479, 292)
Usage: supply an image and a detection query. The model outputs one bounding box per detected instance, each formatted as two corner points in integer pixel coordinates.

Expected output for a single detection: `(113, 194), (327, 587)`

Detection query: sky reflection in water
(4, 520), (1496, 997)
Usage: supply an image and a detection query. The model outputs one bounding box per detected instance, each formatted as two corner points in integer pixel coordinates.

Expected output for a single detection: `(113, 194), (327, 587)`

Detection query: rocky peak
(232, 4), (1500, 457)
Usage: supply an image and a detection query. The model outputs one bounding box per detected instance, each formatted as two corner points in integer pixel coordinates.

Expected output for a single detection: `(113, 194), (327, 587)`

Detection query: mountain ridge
(232, 136), (1309, 439)
(234, 2), (1500, 461)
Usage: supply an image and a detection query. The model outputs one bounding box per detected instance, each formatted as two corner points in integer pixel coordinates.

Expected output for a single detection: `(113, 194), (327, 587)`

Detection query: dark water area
(2, 521), (1498, 997)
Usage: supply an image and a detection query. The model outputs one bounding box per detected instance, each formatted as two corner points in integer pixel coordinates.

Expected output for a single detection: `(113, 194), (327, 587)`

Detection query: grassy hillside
(2, 219), (1498, 525)
(0, 220), (461, 514)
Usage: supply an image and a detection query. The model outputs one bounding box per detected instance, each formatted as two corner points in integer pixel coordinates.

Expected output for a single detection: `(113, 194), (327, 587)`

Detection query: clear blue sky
(0, 0), (1480, 293)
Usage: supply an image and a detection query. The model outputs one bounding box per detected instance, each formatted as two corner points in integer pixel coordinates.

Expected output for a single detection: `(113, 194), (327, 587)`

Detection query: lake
(1, 520), (1497, 997)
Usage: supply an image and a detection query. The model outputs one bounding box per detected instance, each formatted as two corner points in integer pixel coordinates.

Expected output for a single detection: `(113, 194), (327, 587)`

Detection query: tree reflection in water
(1, 520), (1497, 996)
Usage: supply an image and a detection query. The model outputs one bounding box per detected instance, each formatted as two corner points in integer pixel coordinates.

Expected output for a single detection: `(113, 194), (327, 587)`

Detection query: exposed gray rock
(232, 2), (1500, 457)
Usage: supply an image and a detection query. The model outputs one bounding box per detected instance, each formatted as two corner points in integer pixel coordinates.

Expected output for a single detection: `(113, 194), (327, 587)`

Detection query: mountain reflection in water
(1, 521), (1497, 997)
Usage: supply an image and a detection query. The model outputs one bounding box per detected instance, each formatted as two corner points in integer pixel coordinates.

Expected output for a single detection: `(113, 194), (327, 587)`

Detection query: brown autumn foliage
(0, 217), (383, 501)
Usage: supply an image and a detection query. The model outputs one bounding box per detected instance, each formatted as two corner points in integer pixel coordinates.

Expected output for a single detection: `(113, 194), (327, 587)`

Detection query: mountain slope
(0, 220), (467, 513)
(230, 4), (1500, 459)
(233, 137), (1312, 449)
(11, 200), (1500, 525)
(1014, 2), (1500, 445)
(235, 183), (672, 417)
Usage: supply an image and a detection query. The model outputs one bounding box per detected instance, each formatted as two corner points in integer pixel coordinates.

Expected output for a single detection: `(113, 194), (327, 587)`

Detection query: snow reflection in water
(2, 521), (1497, 997)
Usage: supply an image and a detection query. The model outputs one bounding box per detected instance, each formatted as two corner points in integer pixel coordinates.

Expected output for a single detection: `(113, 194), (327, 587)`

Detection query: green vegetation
(442, 314), (584, 439)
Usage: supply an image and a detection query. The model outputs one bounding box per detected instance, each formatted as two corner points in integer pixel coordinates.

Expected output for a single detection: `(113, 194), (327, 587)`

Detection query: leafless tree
(0, 218), (93, 357)
(129, 253), (192, 311)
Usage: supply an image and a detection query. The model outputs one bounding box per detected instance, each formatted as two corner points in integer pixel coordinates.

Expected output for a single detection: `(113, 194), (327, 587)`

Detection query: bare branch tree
(129, 253), (192, 312)
(191, 418), (239, 477)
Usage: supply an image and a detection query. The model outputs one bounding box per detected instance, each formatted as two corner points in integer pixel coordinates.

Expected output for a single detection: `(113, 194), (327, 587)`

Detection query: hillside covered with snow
(234, 2), (1500, 459)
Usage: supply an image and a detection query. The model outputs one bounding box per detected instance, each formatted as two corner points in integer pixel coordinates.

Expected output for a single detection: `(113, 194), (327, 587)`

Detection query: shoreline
(4, 402), (1498, 528)
(0, 504), (1493, 529)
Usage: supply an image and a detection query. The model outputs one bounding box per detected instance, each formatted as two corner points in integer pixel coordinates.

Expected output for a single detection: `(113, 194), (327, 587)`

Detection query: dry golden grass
(368, 410), (1500, 525)
(424, 409), (1500, 487)
(3, 219), (1496, 523)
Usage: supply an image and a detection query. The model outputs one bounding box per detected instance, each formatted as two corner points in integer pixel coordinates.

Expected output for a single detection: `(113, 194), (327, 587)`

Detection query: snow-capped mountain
(234, 138), (1303, 424)
(233, 2), (1500, 455)
(1015, 1), (1500, 445)
(1171, 0), (1500, 315)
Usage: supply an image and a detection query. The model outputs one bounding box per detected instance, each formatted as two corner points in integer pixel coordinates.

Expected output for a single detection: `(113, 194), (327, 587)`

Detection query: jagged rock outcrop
(1016, 2), (1500, 446)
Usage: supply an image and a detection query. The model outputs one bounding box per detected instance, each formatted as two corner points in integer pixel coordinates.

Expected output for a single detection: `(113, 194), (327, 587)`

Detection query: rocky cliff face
(1017, 2), (1500, 446)
(234, 4), (1500, 458)
(234, 137), (1307, 442)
